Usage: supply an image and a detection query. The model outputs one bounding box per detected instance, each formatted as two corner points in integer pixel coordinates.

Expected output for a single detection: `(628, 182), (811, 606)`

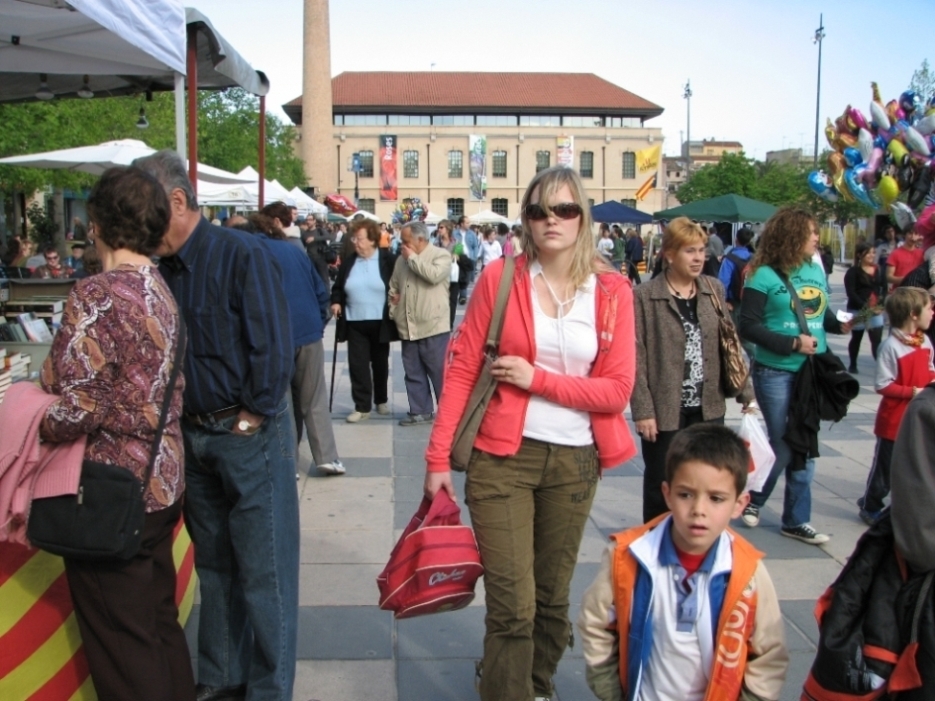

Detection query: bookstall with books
(0, 278), (74, 404)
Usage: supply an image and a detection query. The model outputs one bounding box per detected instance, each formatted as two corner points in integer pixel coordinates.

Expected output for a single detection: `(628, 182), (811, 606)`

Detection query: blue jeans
(749, 364), (815, 528)
(183, 397), (299, 701)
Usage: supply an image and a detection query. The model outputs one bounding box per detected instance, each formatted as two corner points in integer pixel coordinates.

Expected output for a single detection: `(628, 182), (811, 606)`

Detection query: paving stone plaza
(184, 267), (886, 700)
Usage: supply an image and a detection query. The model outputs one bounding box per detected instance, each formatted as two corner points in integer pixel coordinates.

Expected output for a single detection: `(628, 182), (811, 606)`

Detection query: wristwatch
(237, 419), (252, 433)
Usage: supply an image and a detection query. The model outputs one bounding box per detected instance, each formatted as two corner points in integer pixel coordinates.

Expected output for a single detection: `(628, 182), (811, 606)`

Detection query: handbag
(27, 323), (186, 562)
(701, 276), (748, 398)
(377, 490), (483, 619)
(450, 256), (515, 471)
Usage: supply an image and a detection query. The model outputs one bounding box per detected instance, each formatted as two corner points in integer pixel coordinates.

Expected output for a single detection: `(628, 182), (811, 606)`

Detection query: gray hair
(132, 149), (198, 211)
(402, 221), (429, 241)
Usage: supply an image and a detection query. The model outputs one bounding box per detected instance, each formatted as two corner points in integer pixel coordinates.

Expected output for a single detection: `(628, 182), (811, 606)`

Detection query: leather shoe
(195, 684), (247, 701)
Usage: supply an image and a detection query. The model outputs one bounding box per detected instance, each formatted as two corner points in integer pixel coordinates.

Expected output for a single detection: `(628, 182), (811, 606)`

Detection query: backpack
(724, 251), (750, 301)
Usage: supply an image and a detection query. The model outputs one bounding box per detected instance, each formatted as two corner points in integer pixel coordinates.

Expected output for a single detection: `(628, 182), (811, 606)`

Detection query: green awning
(654, 194), (778, 223)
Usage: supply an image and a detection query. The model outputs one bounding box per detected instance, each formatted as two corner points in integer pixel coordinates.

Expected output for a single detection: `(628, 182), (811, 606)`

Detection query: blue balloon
(843, 147), (863, 168)
(807, 170), (839, 202)
(844, 166), (880, 209)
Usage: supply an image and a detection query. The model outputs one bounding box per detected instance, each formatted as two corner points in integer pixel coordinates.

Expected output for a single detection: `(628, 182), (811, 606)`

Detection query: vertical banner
(380, 134), (397, 201)
(556, 135), (574, 167)
(469, 134), (487, 201)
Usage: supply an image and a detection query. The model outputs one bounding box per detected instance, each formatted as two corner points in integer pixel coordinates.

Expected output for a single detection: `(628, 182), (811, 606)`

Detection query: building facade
(680, 138), (743, 167)
(284, 72), (666, 222)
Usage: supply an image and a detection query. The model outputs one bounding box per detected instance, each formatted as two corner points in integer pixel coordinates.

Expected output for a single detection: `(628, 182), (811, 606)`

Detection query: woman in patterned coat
(39, 166), (193, 701)
(631, 217), (755, 523)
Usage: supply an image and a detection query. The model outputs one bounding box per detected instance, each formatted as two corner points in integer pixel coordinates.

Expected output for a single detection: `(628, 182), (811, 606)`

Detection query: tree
(675, 151), (758, 203)
(0, 88), (306, 194)
(909, 59), (935, 101)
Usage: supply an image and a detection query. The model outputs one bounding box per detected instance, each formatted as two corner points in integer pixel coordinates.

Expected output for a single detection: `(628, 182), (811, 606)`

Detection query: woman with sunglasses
(423, 166), (636, 701)
(632, 217), (755, 523)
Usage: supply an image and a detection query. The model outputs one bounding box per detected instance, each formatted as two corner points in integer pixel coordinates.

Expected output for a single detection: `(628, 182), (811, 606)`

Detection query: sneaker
(856, 496), (866, 509)
(859, 508), (882, 526)
(317, 460), (346, 476)
(376, 403), (391, 415)
(346, 411), (370, 423)
(459, 297), (467, 305)
(740, 503), (760, 528)
(780, 524), (830, 545)
(399, 412), (434, 426)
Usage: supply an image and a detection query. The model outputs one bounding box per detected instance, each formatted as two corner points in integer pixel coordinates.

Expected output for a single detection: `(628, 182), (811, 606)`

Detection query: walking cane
(329, 330), (339, 412)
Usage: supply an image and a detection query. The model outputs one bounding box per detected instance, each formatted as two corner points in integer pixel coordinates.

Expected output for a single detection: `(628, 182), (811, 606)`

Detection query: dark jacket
(843, 264), (879, 311)
(784, 351), (859, 471)
(632, 273), (753, 431)
(802, 512), (935, 700)
(330, 248), (399, 344)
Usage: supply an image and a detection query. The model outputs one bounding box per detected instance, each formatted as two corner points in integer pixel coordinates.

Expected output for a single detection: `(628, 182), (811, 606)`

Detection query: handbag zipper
(77, 486), (84, 505)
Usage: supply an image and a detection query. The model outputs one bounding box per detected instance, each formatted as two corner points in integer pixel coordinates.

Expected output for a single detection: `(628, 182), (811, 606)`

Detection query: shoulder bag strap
(485, 256), (515, 351)
(701, 276), (726, 319)
(142, 320), (186, 488)
(773, 267), (811, 337)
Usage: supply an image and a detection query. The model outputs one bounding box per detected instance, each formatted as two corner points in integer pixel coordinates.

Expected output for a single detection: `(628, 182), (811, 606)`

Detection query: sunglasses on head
(524, 203), (583, 221)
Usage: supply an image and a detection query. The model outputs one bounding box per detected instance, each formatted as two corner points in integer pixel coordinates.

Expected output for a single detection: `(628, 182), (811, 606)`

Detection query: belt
(183, 404), (242, 426)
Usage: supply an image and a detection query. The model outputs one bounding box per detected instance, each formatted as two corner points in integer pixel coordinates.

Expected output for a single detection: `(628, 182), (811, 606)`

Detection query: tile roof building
(286, 71), (666, 222)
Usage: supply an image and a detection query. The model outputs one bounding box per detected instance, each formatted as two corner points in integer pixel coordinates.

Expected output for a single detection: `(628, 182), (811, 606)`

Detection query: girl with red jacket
(424, 166), (636, 701)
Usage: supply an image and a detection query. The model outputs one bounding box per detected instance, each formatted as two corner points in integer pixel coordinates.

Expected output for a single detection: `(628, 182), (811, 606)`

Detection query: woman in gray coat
(632, 217), (754, 522)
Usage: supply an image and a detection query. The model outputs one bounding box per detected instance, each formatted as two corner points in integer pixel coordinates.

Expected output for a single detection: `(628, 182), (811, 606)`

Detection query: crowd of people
(4, 154), (935, 701)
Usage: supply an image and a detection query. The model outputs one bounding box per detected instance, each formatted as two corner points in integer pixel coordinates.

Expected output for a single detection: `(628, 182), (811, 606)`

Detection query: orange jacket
(425, 255), (636, 472)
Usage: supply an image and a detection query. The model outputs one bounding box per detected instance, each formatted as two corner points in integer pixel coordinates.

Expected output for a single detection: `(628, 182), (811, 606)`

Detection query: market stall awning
(0, 139), (252, 184)
(654, 194), (777, 223)
(591, 200), (652, 224)
(0, 2), (269, 102)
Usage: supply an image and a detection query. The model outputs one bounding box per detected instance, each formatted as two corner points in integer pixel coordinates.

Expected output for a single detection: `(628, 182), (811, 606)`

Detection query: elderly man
(389, 221), (452, 426)
(134, 150), (298, 701)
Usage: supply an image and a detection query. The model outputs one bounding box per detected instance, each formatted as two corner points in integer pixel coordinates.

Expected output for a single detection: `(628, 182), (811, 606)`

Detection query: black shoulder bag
(27, 322), (186, 562)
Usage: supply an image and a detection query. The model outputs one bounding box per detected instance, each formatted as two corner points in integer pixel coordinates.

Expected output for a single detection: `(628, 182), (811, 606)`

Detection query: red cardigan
(425, 255), (637, 473)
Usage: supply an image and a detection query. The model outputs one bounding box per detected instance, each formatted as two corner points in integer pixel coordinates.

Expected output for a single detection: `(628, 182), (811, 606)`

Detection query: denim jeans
(183, 397), (299, 701)
(749, 364), (815, 528)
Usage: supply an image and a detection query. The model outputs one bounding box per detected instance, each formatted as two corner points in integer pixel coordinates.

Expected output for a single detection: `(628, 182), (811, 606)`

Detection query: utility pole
(683, 80), (693, 172)
(813, 14), (825, 167)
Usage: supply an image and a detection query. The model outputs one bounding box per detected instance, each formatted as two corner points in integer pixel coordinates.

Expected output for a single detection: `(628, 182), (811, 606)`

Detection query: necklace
(665, 271), (696, 299)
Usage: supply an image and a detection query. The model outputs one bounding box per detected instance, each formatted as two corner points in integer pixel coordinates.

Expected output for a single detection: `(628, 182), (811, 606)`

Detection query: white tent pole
(174, 72), (186, 158)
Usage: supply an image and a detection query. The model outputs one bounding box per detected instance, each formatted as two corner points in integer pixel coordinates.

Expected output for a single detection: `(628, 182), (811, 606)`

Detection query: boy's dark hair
(885, 287), (929, 329)
(665, 424), (749, 495)
(736, 226), (754, 247)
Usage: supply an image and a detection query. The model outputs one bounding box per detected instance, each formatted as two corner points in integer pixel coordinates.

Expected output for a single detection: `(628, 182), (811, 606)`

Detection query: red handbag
(377, 490), (483, 619)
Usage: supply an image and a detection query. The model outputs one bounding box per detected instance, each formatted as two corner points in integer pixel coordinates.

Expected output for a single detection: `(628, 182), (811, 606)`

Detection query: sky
(190, 0), (935, 161)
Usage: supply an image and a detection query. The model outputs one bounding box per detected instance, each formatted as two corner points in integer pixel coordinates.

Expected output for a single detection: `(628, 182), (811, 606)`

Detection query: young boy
(858, 287), (935, 524)
(578, 424), (788, 701)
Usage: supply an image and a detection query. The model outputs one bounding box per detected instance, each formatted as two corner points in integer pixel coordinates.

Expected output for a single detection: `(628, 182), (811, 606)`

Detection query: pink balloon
(848, 107), (870, 132)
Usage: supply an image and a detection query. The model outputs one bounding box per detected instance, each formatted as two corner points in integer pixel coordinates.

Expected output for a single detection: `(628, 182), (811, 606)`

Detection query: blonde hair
(519, 166), (608, 287)
(661, 217), (707, 263)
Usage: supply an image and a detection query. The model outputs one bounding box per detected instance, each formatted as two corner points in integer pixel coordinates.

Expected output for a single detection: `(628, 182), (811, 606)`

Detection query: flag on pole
(635, 173), (657, 202)
(636, 144), (661, 173)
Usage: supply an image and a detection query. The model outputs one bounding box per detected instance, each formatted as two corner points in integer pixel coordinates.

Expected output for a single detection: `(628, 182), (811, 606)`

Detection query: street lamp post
(683, 80), (693, 172)
(813, 14), (825, 167)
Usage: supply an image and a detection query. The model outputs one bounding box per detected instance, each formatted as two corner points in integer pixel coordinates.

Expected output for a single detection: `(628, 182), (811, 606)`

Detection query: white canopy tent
(469, 210), (510, 225)
(289, 187), (328, 217)
(0, 139), (252, 184)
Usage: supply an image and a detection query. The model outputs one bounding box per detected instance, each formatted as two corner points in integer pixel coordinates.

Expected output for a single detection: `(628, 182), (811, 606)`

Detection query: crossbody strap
(485, 256), (516, 352)
(142, 320), (186, 488)
(773, 267), (811, 337)
(701, 276), (726, 319)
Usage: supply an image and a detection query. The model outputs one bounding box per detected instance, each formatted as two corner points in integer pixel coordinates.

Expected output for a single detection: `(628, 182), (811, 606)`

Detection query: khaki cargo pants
(465, 438), (599, 701)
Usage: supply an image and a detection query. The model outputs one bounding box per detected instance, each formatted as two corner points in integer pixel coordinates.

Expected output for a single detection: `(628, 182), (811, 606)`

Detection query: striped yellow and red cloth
(0, 520), (196, 700)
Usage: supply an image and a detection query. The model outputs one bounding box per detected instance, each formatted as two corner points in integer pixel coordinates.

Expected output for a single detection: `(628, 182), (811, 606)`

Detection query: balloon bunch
(808, 82), (935, 225)
(391, 197), (428, 224)
(324, 193), (357, 216)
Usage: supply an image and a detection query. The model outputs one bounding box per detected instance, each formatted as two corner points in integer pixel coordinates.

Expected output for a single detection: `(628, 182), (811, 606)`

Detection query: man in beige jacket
(389, 221), (452, 426)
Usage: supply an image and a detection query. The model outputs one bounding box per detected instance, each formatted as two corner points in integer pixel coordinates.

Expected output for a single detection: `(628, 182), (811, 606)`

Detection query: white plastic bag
(450, 259), (460, 283)
(738, 413), (775, 494)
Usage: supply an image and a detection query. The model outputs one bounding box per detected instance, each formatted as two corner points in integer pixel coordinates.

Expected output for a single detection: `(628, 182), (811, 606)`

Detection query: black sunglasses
(524, 203), (583, 221)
